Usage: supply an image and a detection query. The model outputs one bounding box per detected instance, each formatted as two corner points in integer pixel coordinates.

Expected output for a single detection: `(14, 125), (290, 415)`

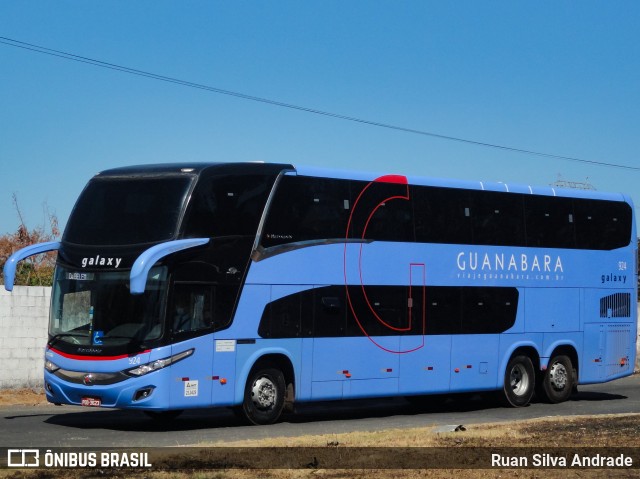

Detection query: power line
(1, 35), (638, 172)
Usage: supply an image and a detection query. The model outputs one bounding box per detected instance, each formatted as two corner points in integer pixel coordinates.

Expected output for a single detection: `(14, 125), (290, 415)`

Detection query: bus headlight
(124, 349), (194, 377)
(45, 360), (60, 373)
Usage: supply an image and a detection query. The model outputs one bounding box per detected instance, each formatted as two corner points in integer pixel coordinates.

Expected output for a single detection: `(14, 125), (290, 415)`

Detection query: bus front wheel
(502, 355), (535, 407)
(538, 355), (575, 403)
(242, 365), (286, 425)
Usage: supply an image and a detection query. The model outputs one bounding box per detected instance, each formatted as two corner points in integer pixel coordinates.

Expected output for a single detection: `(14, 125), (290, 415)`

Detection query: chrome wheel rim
(510, 364), (529, 396)
(251, 376), (276, 409)
(548, 362), (568, 391)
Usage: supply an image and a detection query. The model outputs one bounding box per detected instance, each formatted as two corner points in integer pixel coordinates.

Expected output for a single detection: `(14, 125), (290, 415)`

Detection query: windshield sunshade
(64, 176), (193, 245)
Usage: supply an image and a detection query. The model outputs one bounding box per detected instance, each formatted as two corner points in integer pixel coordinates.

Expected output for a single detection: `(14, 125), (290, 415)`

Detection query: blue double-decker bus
(4, 163), (637, 424)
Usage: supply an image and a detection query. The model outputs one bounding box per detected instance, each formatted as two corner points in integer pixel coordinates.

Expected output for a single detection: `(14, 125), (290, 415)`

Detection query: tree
(0, 194), (60, 287)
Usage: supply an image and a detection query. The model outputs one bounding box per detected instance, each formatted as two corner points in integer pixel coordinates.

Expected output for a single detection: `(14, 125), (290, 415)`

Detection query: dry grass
(197, 413), (639, 449)
(2, 414), (639, 479)
(205, 421), (527, 448)
(1, 389), (639, 477)
(0, 388), (48, 407)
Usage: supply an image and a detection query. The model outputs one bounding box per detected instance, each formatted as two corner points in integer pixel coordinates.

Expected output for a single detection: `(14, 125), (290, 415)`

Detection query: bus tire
(242, 366), (286, 425)
(539, 355), (575, 403)
(502, 355), (535, 407)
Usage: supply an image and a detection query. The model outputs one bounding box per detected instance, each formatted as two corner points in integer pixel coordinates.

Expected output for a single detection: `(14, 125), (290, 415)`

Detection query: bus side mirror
(129, 238), (210, 295)
(3, 241), (60, 291)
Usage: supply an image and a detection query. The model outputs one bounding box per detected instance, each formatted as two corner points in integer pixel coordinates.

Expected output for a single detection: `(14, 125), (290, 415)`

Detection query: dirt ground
(0, 388), (48, 407)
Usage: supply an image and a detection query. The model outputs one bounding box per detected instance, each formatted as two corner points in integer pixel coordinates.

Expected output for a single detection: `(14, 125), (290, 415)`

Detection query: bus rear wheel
(538, 355), (575, 403)
(242, 366), (285, 425)
(502, 355), (535, 407)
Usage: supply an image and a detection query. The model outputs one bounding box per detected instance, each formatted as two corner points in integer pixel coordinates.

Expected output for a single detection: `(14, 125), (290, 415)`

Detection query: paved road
(1, 375), (638, 447)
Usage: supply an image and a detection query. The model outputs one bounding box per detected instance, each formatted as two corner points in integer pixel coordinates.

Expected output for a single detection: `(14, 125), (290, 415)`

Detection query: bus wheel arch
(501, 347), (539, 407)
(241, 354), (295, 425)
(537, 346), (578, 403)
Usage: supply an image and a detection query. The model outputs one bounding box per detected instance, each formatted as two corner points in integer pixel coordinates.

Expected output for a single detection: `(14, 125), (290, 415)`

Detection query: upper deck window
(181, 174), (277, 238)
(261, 175), (632, 252)
(64, 176), (193, 246)
(261, 175), (352, 247)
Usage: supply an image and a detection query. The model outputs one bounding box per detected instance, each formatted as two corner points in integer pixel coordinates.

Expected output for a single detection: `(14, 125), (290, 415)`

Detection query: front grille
(52, 368), (129, 386)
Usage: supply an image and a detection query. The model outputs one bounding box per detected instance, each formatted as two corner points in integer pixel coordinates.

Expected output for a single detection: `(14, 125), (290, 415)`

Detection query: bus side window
(525, 196), (575, 249)
(469, 190), (525, 246)
(344, 285), (409, 336)
(314, 287), (347, 337)
(461, 287), (518, 334)
(211, 285), (236, 332)
(182, 174), (276, 238)
(260, 293), (302, 338)
(574, 199), (632, 250)
(349, 180), (414, 242)
(262, 176), (352, 248)
(172, 284), (213, 334)
(426, 287), (462, 335)
(413, 186), (473, 245)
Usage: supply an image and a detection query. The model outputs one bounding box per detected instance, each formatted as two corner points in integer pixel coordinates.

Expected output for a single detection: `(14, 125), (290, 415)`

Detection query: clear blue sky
(1, 1), (639, 236)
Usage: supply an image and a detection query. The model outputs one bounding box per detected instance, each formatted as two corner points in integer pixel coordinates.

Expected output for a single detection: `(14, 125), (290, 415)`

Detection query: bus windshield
(64, 176), (193, 246)
(49, 266), (168, 348)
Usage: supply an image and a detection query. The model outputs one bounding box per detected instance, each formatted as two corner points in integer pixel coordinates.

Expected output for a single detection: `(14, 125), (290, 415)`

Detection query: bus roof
(95, 162), (630, 204)
(292, 164), (630, 203)
(95, 162), (294, 178)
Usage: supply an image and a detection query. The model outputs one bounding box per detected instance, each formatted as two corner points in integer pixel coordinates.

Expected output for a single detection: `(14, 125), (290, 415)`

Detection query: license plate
(81, 397), (101, 407)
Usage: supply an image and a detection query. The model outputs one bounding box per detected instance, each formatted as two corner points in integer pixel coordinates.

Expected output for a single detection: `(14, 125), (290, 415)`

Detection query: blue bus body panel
(45, 338), (221, 411)
(247, 241), (631, 290)
(45, 346), (165, 409)
(243, 235), (636, 397)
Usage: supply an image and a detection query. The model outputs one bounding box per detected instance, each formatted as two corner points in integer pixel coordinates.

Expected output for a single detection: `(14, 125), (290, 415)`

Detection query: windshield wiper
(48, 332), (89, 347)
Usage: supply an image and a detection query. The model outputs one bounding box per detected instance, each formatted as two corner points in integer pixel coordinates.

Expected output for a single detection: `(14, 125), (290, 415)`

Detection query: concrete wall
(0, 286), (50, 389)
(0, 286), (638, 389)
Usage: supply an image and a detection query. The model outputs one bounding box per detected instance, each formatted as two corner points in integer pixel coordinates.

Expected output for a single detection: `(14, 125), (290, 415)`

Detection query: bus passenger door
(167, 283), (215, 409)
